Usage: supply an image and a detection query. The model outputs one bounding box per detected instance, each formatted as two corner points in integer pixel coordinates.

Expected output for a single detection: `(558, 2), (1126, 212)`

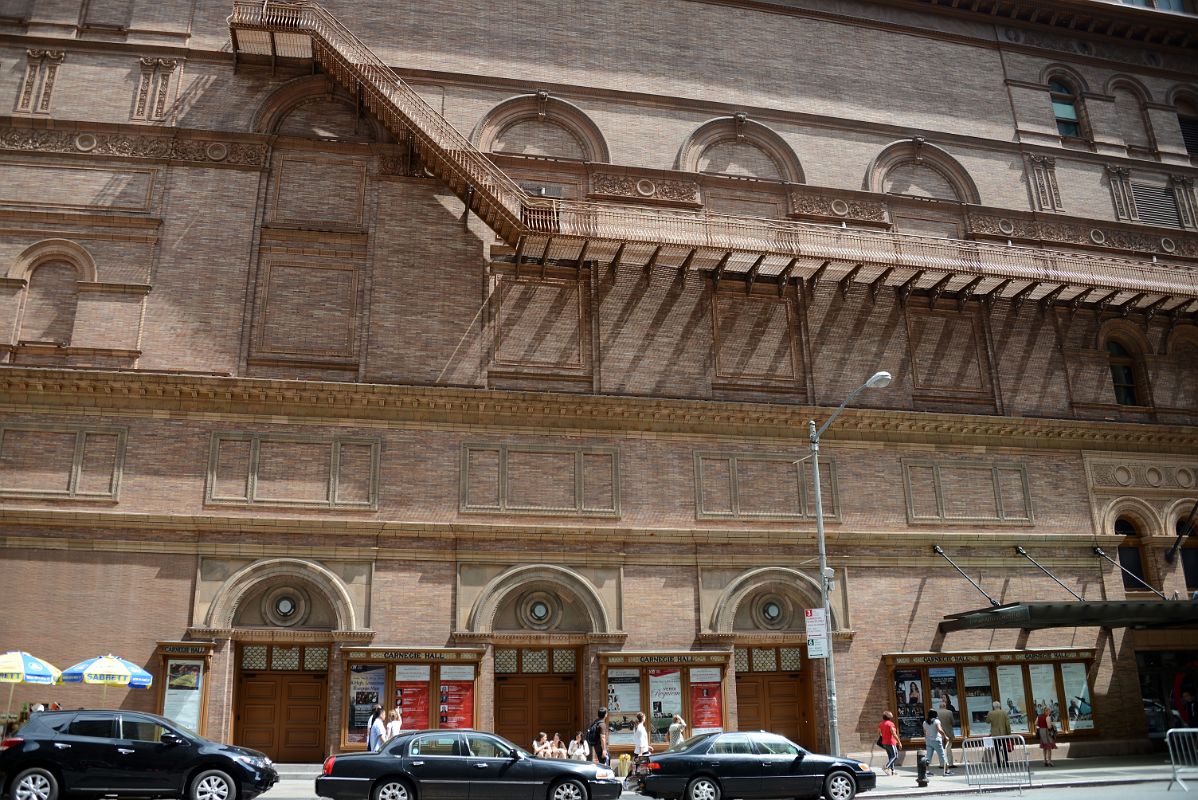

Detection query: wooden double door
(495, 674), (578, 750)
(736, 671), (815, 749)
(237, 672), (328, 763)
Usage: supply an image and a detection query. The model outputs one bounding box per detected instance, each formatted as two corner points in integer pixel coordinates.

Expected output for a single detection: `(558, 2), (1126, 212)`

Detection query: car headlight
(236, 754), (271, 770)
(857, 763), (871, 772)
(594, 769), (616, 780)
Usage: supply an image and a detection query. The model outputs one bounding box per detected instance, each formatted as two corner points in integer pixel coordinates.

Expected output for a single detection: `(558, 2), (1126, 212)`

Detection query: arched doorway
(466, 565), (611, 749)
(713, 568), (825, 748)
(205, 558), (357, 762)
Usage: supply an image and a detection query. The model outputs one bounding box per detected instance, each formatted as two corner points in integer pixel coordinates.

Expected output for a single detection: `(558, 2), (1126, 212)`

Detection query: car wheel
(686, 776), (720, 800)
(190, 770), (236, 800)
(549, 778), (586, 800)
(11, 768), (58, 800)
(823, 770), (856, 800)
(372, 778), (412, 800)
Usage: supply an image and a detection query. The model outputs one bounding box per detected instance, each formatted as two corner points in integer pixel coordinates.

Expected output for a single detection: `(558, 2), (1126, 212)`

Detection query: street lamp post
(809, 370), (892, 757)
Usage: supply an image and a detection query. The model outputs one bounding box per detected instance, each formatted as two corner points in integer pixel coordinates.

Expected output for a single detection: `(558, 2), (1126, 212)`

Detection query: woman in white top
(667, 715), (687, 748)
(632, 712), (652, 759)
(385, 708), (402, 742)
(567, 731), (590, 761)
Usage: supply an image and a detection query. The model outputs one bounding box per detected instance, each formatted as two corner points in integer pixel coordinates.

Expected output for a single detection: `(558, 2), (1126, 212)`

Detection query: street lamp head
(865, 371), (892, 389)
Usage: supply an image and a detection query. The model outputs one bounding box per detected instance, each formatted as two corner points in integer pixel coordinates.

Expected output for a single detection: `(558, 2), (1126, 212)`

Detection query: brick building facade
(1, 0), (1197, 762)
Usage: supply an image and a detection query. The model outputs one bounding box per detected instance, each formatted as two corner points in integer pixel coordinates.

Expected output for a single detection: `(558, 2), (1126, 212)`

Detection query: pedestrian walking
(878, 711), (902, 776)
(632, 712), (652, 758)
(923, 710), (953, 775)
(935, 697), (955, 769)
(385, 708), (402, 742)
(366, 704), (386, 752)
(586, 707), (609, 767)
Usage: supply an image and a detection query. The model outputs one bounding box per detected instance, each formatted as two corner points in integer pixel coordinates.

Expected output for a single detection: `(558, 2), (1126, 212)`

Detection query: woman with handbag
(1035, 705), (1058, 766)
(878, 711), (902, 776)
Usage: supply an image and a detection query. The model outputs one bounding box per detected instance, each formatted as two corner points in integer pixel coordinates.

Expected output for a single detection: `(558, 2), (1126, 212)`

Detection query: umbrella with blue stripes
(61, 654), (153, 705)
(0, 651), (61, 728)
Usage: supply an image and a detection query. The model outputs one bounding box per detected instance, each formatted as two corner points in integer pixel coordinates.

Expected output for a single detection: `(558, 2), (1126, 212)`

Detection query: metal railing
(961, 734), (1032, 791)
(228, 1), (1198, 305)
(1168, 727), (1198, 791)
(229, 0), (527, 228)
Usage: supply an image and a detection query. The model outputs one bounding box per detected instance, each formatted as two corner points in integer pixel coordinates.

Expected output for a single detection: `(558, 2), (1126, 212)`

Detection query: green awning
(940, 601), (1198, 633)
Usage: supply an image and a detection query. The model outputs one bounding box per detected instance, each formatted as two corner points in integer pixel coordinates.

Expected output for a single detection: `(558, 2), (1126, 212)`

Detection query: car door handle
(117, 748), (135, 755)
(54, 743), (70, 750)
(410, 761), (424, 767)
(474, 763), (489, 768)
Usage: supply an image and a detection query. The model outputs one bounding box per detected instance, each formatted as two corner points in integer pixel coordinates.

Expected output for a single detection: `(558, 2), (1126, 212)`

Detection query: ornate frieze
(788, 190), (887, 224)
(0, 126), (268, 167)
(589, 171), (700, 206)
(968, 210), (1198, 259)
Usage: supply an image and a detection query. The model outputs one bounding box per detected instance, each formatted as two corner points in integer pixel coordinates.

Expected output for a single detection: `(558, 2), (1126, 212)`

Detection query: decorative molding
(0, 125), (269, 167)
(967, 209), (1198, 259)
(18, 50), (64, 115)
(1106, 165), (1138, 222)
(589, 171), (700, 207)
(1026, 154), (1064, 213)
(788, 189), (888, 225)
(133, 57), (179, 121)
(1170, 176), (1198, 231)
(1, 367), (1197, 454)
(1086, 458), (1198, 494)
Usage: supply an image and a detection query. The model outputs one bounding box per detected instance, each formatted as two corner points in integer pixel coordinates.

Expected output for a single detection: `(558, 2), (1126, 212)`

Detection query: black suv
(0, 710), (277, 800)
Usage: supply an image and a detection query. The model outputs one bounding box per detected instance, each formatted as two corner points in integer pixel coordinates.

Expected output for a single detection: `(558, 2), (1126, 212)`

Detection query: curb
(872, 774), (1170, 797)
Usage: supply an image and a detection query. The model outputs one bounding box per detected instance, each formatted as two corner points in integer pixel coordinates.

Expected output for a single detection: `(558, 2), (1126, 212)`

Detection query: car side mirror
(509, 748), (522, 760)
(160, 732), (184, 746)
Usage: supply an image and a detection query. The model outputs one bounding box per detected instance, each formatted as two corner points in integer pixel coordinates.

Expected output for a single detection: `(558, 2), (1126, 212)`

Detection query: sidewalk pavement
(866, 752), (1174, 797)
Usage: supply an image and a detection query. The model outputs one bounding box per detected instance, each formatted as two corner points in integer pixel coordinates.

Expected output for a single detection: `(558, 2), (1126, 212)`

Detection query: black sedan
(638, 731), (875, 800)
(0, 709), (277, 800)
(315, 729), (622, 800)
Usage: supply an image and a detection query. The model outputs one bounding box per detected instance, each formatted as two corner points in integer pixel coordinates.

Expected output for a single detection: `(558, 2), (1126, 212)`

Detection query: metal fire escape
(229, 1), (1198, 318)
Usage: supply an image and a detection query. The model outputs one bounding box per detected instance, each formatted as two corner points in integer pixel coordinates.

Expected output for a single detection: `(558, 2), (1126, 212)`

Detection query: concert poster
(688, 668), (722, 735)
(394, 664), (431, 730)
(438, 665), (475, 729)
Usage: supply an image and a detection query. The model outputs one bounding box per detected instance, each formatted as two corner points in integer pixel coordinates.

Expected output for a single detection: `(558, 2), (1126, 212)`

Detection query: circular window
(517, 591), (563, 631)
(263, 586), (310, 628)
(752, 593), (791, 630)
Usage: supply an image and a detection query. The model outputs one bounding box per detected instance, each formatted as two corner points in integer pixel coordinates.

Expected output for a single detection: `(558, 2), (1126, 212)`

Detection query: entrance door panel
(495, 676), (575, 751)
(238, 673), (327, 762)
(736, 673), (812, 747)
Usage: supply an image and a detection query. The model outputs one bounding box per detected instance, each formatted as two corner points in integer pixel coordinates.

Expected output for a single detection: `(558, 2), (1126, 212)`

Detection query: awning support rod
(933, 545), (1001, 608)
(1015, 546), (1083, 601)
(1165, 499), (1198, 565)
(1093, 546), (1167, 600)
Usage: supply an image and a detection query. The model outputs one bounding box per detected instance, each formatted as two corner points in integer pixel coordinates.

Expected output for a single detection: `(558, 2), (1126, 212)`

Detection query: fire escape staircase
(229, 1), (1198, 318)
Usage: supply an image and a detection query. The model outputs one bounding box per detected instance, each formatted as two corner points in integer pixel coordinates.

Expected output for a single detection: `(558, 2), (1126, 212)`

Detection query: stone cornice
(1, 366), (1195, 453)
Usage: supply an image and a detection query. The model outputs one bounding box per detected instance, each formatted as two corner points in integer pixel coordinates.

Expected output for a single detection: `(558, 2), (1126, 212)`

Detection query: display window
(884, 649), (1096, 742)
(341, 648), (484, 749)
(600, 652), (728, 749)
(155, 641), (216, 737)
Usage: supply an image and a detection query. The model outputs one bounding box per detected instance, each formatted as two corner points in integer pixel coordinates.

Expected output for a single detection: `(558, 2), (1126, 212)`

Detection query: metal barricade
(1168, 727), (1198, 790)
(961, 734), (1032, 792)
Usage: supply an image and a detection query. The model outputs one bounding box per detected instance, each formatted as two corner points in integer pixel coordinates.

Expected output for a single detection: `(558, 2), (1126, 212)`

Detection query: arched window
(1106, 339), (1145, 406)
(1049, 78), (1086, 139)
(1115, 517), (1150, 591)
(1111, 85), (1153, 155)
(1177, 97), (1198, 158)
(19, 260), (79, 345)
(1178, 516), (1198, 593)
